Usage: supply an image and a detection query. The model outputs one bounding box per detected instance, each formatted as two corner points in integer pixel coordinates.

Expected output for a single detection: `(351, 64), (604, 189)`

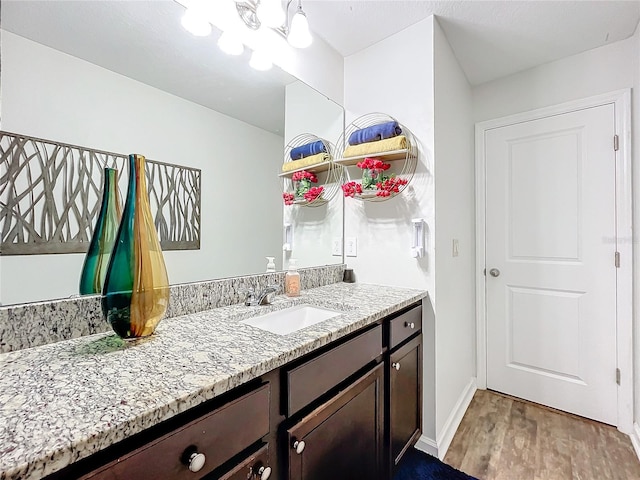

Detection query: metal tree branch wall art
(0, 131), (201, 255)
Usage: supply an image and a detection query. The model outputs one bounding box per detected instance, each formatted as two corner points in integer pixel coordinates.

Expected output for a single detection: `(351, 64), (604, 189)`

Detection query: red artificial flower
(283, 192), (295, 205)
(304, 186), (324, 202)
(356, 157), (390, 171)
(292, 170), (318, 183)
(341, 181), (363, 198)
(376, 177), (408, 197)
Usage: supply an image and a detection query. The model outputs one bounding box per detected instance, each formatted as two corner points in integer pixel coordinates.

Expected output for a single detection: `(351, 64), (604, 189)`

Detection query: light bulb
(181, 8), (212, 37)
(249, 50), (273, 71)
(256, 0), (285, 28)
(218, 31), (244, 56)
(288, 10), (312, 48)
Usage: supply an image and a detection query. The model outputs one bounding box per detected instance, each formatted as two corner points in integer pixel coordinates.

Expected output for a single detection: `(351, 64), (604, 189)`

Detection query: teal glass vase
(79, 168), (122, 295)
(102, 154), (170, 338)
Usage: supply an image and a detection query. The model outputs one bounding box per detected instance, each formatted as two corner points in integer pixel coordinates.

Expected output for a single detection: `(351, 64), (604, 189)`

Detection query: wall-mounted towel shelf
(335, 148), (411, 165)
(281, 133), (343, 208)
(278, 160), (332, 178)
(337, 113), (418, 202)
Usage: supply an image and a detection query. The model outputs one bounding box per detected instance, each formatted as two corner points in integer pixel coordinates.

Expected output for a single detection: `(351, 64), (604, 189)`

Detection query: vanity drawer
(82, 384), (270, 480)
(389, 304), (422, 350)
(286, 324), (382, 416)
(218, 444), (270, 480)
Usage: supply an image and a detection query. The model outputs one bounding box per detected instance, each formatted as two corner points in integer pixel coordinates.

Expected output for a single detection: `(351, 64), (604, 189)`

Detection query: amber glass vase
(102, 154), (169, 338)
(79, 168), (122, 295)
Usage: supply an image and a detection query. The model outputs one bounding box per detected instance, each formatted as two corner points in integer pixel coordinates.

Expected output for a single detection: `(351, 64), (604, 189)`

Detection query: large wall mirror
(0, 0), (344, 306)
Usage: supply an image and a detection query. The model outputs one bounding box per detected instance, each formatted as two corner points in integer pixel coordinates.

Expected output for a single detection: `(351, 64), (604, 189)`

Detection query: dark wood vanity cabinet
(53, 301), (423, 480)
(286, 364), (384, 480)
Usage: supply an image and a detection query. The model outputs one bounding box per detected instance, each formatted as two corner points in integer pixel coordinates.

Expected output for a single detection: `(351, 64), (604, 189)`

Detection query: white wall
(0, 31), (283, 305)
(343, 15), (438, 443)
(473, 26), (640, 433)
(283, 81), (344, 270)
(432, 18), (476, 452)
(343, 18), (435, 294)
(473, 33), (638, 122)
(282, 35), (345, 106)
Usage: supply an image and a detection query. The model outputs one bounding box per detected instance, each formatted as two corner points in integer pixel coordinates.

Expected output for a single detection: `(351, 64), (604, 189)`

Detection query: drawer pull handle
(405, 322), (415, 329)
(257, 465), (272, 480)
(292, 440), (306, 454)
(392, 362), (401, 371)
(188, 452), (206, 473)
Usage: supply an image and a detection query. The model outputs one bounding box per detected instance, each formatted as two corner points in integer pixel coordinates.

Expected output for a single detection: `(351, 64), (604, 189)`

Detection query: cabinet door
(287, 364), (383, 480)
(389, 335), (422, 466)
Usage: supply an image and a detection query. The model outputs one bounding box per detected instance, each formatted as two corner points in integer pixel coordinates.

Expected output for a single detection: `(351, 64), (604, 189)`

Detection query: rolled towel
(290, 140), (327, 160)
(342, 135), (407, 158)
(282, 152), (329, 173)
(348, 121), (402, 146)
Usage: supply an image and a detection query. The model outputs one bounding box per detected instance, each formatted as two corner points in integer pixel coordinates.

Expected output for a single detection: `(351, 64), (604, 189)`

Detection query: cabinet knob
(392, 362), (401, 371)
(292, 440), (306, 454)
(405, 321), (415, 329)
(188, 452), (206, 473)
(257, 465), (272, 480)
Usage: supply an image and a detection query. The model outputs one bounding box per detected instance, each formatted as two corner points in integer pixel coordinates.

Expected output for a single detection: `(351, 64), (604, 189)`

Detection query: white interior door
(485, 104), (617, 425)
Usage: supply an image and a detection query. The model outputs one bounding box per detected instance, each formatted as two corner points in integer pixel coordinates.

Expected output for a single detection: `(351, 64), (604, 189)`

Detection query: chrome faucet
(244, 284), (280, 306)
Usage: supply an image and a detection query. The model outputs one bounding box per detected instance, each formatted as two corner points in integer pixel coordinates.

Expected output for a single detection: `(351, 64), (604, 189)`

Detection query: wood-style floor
(444, 390), (640, 480)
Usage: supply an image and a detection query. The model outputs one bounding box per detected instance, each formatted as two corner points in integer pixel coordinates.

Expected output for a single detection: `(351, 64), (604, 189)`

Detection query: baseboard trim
(414, 435), (438, 456)
(630, 422), (640, 461)
(436, 377), (477, 459)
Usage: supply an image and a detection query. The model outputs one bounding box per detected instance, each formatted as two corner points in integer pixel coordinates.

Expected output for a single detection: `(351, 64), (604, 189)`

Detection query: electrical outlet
(345, 237), (358, 257)
(452, 238), (459, 257)
(331, 238), (343, 256)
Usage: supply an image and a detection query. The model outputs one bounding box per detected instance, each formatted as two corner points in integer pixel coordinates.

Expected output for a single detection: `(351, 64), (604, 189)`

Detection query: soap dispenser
(266, 256), (276, 273)
(285, 259), (300, 297)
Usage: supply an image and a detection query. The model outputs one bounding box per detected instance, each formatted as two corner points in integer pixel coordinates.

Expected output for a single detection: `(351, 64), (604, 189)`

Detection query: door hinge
(616, 368), (621, 385)
(615, 251), (620, 268)
(614, 135), (619, 151)
(483, 268), (486, 276)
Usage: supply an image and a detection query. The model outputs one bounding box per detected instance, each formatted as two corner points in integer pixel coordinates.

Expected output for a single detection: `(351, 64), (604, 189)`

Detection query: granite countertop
(0, 283), (427, 480)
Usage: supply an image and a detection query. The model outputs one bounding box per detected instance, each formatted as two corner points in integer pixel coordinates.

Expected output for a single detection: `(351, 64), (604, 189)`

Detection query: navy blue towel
(348, 121), (402, 146)
(290, 140), (327, 160)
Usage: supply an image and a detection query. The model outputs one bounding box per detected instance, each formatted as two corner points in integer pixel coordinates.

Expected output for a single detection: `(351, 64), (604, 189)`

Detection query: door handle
(489, 268), (500, 277)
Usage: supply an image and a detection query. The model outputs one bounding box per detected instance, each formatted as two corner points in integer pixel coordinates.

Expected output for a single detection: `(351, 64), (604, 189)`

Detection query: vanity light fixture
(181, 7), (212, 36)
(256, 0), (286, 28)
(287, 1), (312, 48)
(249, 49), (273, 71)
(217, 31), (244, 56)
(234, 0), (312, 49)
(179, 1), (311, 71)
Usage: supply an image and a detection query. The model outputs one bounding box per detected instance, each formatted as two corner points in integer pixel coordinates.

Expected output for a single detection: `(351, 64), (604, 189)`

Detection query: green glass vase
(102, 154), (170, 338)
(79, 168), (122, 295)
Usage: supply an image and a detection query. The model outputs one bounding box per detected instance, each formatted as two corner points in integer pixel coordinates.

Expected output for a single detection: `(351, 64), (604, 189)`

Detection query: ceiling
(304, 0), (640, 85)
(1, 1), (639, 134)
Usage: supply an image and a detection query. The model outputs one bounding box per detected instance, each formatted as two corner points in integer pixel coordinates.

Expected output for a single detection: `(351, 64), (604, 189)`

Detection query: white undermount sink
(241, 304), (342, 335)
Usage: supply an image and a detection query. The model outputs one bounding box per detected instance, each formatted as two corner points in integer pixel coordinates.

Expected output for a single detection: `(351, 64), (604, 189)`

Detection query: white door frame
(475, 89), (633, 433)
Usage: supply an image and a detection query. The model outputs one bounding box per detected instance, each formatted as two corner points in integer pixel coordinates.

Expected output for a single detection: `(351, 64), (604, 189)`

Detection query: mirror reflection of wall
(0, 1), (344, 306)
(283, 81), (345, 270)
